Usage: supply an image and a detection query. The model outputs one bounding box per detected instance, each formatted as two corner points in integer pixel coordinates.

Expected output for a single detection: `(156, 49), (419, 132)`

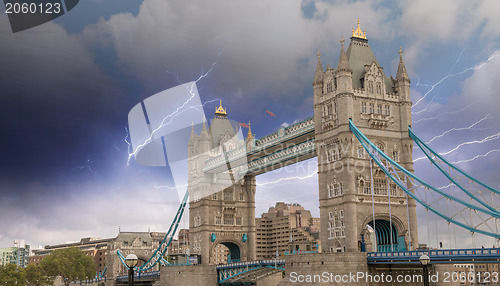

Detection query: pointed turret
(198, 117), (210, 153)
(395, 47), (411, 103)
(246, 121), (254, 150)
(337, 36), (351, 71)
(246, 122), (253, 142)
(200, 117), (209, 137)
(313, 50), (324, 86)
(188, 121), (197, 146)
(396, 47), (410, 82)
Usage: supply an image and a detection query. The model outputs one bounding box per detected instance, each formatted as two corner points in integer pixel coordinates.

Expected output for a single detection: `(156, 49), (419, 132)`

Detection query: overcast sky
(1, 0), (499, 250)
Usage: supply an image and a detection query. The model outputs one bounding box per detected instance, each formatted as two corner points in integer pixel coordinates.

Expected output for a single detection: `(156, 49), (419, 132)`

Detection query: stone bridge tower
(187, 102), (256, 265)
(313, 20), (418, 253)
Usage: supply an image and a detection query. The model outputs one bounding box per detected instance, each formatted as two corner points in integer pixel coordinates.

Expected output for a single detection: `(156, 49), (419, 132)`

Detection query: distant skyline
(1, 0), (500, 250)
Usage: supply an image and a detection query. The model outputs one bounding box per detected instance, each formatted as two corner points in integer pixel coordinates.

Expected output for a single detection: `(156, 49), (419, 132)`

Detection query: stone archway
(210, 240), (244, 264)
(366, 219), (406, 252)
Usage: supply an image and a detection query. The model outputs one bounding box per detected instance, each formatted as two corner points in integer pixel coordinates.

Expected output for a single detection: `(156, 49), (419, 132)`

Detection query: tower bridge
(116, 20), (500, 286)
(187, 19), (416, 266)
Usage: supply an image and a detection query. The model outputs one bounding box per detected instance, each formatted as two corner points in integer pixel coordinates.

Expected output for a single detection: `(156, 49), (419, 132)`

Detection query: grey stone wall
(153, 265), (218, 286)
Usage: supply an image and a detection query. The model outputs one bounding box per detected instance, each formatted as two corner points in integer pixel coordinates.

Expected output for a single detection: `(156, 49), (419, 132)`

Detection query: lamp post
(125, 254), (138, 286)
(419, 254), (430, 286)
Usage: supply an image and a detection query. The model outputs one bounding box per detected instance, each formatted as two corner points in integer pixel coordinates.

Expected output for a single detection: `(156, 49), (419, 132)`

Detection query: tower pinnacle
(337, 36), (351, 70)
(215, 100), (227, 117)
(313, 49), (324, 85)
(351, 18), (367, 39)
(396, 47), (410, 82)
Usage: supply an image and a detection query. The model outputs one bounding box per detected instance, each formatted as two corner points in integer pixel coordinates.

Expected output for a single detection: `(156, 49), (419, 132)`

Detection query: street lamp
(419, 254), (430, 286)
(125, 254), (138, 286)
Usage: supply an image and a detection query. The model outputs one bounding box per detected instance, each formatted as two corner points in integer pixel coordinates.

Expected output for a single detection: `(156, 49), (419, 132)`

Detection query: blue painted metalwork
(203, 116), (315, 173)
(242, 233), (247, 242)
(243, 139), (316, 175)
(116, 270), (160, 281)
(116, 189), (189, 272)
(411, 129), (500, 215)
(349, 120), (500, 239)
(367, 248), (500, 264)
(216, 259), (285, 283)
(409, 128), (500, 196)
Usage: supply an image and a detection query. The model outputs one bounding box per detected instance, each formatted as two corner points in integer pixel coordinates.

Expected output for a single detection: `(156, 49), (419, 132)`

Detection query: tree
(25, 264), (52, 286)
(0, 264), (26, 285)
(40, 247), (96, 286)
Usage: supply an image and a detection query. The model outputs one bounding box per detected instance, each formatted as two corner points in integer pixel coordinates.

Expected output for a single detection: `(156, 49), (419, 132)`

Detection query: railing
(116, 270), (160, 281)
(242, 139), (315, 175)
(203, 116), (314, 172)
(216, 259), (285, 270)
(367, 248), (500, 264)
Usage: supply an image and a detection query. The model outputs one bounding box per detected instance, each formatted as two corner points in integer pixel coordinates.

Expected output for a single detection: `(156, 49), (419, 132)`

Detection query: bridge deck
(368, 248), (500, 264)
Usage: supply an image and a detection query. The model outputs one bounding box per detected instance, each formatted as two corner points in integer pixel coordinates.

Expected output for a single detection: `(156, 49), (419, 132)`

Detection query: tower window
(224, 213), (234, 225)
(385, 105), (390, 116)
(369, 103), (374, 114)
(215, 216), (222, 225)
(327, 82), (333, 93)
(392, 150), (399, 162)
(361, 102), (367, 113)
(377, 104), (382, 114)
(357, 147), (364, 158)
(376, 83), (382, 94)
(224, 189), (233, 201)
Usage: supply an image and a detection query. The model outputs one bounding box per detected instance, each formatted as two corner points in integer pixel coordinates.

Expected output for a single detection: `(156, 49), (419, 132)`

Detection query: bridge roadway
(202, 117), (316, 176)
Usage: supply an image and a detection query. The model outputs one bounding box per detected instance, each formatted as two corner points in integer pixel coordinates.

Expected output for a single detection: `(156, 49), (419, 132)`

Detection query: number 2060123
(5, 2), (62, 14)
(443, 271), (499, 284)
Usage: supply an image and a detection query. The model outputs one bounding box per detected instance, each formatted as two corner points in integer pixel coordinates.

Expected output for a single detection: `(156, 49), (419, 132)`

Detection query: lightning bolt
(414, 130), (500, 162)
(257, 170), (317, 186)
(412, 50), (500, 113)
(451, 149), (500, 165)
(154, 184), (187, 190)
(425, 114), (492, 144)
(413, 101), (478, 124)
(126, 44), (229, 166)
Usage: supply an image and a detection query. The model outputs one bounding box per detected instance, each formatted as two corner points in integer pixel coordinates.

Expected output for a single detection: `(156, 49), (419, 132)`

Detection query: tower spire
(188, 121), (197, 145)
(352, 18), (367, 39)
(215, 100), (227, 118)
(200, 116), (208, 137)
(396, 47), (410, 82)
(337, 36), (351, 70)
(246, 121), (253, 142)
(313, 49), (324, 85)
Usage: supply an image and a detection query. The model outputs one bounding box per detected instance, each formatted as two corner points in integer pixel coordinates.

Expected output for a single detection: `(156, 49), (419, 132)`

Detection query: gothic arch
(210, 239), (246, 264)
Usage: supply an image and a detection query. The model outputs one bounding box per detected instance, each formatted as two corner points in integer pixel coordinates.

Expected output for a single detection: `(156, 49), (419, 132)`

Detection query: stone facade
(153, 265), (218, 286)
(312, 21), (418, 254)
(188, 104), (256, 264)
(279, 253), (458, 286)
(106, 232), (165, 277)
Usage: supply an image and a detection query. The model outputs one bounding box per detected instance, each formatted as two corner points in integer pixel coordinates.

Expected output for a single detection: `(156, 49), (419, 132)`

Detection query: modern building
(256, 202), (320, 260)
(0, 240), (30, 268)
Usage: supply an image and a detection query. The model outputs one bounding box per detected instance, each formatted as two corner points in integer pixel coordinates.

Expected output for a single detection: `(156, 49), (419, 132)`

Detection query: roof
(346, 37), (395, 93)
(208, 117), (237, 149)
